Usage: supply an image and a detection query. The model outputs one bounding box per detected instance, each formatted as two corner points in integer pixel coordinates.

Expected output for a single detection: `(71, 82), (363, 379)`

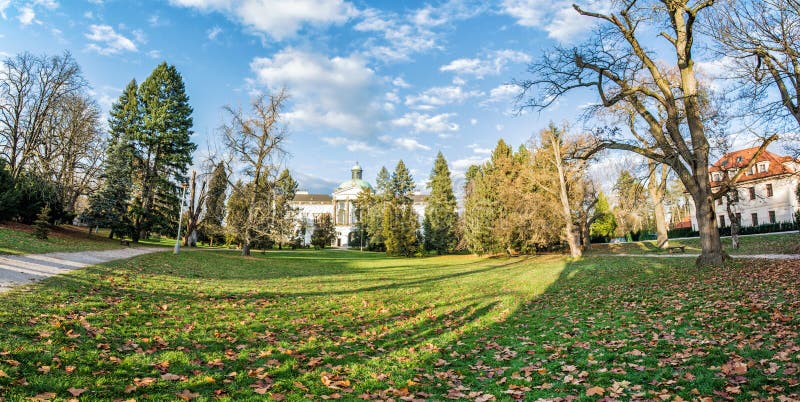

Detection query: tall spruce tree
(83, 79), (139, 238)
(201, 162), (227, 246)
(383, 160), (419, 257)
(423, 152), (457, 254)
(131, 63), (196, 241)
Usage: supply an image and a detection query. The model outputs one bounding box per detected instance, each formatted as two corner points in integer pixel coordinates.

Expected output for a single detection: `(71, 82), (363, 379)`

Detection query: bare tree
(221, 90), (289, 256)
(0, 52), (86, 178)
(183, 170), (208, 247)
(705, 0), (800, 143)
(517, 0), (776, 266)
(38, 94), (104, 216)
(541, 124), (582, 257)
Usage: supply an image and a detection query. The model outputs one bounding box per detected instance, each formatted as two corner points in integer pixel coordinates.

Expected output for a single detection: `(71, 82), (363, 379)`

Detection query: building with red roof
(688, 147), (799, 231)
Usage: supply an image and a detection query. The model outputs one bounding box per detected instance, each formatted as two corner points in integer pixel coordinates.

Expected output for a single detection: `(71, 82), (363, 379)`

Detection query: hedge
(668, 220), (799, 238)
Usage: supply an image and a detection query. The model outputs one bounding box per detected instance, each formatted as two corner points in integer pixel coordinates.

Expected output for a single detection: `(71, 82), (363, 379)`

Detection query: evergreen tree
(311, 213), (336, 249)
(0, 160), (18, 221)
(83, 140), (133, 238)
(423, 151), (457, 254)
(389, 160), (415, 200)
(132, 63), (196, 241)
(32, 204), (51, 240)
(201, 162), (228, 246)
(589, 192), (617, 242)
(375, 166), (391, 199)
(84, 79), (140, 238)
(383, 160), (419, 256)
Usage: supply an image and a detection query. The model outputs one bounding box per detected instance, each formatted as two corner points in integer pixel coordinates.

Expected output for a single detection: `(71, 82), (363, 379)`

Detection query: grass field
(588, 232), (800, 255)
(1, 250), (798, 401)
(0, 223), (125, 255)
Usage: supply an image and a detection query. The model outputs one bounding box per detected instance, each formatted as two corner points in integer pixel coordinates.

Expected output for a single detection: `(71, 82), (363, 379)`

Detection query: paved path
(592, 253), (800, 259)
(0, 248), (162, 293)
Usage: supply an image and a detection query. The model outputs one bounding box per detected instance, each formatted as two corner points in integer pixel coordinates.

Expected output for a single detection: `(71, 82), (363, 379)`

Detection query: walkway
(592, 253), (800, 259)
(0, 248), (161, 293)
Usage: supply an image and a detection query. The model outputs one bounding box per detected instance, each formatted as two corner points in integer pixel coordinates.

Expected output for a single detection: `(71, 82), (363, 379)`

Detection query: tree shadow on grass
(1, 252), (797, 400)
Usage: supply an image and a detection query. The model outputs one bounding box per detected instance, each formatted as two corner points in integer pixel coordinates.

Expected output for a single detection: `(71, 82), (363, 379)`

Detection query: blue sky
(0, 0), (740, 194)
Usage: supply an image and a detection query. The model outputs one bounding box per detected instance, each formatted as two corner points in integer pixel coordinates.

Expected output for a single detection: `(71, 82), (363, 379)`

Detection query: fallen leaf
(176, 389), (199, 400)
(586, 386), (605, 396)
(67, 388), (86, 397)
(161, 373), (182, 381)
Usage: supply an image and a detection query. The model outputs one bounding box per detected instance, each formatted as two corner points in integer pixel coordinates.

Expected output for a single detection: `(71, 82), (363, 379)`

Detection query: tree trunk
(725, 192), (740, 249)
(580, 218), (592, 251)
(551, 134), (582, 258)
(692, 190), (727, 266)
(653, 200), (669, 248)
(242, 242), (251, 256)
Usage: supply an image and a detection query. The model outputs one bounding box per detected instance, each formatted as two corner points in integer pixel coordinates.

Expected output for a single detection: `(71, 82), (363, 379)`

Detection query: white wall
(689, 175), (799, 230)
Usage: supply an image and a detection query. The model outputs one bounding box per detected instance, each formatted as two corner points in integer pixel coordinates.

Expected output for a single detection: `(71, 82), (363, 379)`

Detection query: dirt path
(0, 248), (162, 293)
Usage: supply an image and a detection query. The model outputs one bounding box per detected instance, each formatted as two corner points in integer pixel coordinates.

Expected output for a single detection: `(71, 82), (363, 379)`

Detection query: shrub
(668, 221), (798, 238)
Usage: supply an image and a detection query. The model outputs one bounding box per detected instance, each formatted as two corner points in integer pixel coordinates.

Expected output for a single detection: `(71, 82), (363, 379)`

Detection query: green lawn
(1, 250), (798, 401)
(0, 224), (124, 255)
(588, 232), (800, 255)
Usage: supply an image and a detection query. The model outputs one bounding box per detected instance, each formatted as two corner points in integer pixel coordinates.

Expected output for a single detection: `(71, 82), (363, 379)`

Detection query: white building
(291, 163), (427, 248)
(688, 147), (799, 230)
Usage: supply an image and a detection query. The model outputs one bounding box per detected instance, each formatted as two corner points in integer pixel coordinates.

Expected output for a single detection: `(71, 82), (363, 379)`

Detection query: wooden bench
(120, 240), (130, 246)
(667, 246), (685, 254)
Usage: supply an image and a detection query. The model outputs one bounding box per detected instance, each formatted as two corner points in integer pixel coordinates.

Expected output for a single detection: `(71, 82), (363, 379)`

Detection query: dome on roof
(351, 162), (362, 171)
(336, 178), (373, 192)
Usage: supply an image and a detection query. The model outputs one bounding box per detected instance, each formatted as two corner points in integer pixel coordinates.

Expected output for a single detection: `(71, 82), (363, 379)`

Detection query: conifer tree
(32, 204), (51, 240)
(83, 79), (138, 238)
(423, 151), (457, 254)
(375, 166), (391, 199)
(201, 162), (227, 246)
(383, 160), (419, 256)
(311, 213), (336, 249)
(132, 63), (196, 241)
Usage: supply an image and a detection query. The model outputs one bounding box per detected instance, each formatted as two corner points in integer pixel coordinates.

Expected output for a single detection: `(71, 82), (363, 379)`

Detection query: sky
(0, 0), (760, 195)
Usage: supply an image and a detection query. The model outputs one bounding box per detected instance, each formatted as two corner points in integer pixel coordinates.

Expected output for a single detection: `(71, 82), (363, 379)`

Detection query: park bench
(667, 246), (685, 254)
(120, 240), (130, 246)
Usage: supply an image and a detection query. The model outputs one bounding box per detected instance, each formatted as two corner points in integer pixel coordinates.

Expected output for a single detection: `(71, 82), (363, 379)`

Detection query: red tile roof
(709, 147), (798, 187)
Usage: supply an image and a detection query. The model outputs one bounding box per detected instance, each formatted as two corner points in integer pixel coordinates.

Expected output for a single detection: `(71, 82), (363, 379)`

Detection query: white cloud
(0, 1), (10, 19)
(440, 49), (530, 78)
(451, 155), (489, 175)
(147, 50), (162, 59)
(393, 112), (459, 134)
(207, 26), (223, 40)
(169, 0), (357, 40)
(468, 144), (492, 154)
(355, 2), (486, 62)
(34, 0), (58, 9)
(380, 135), (431, 151)
(250, 48), (382, 135)
(480, 83), (520, 112)
(18, 5), (35, 25)
(500, 0), (609, 42)
(469, 118), (478, 125)
(405, 85), (482, 110)
(85, 25), (138, 55)
(392, 77), (410, 88)
(322, 136), (380, 152)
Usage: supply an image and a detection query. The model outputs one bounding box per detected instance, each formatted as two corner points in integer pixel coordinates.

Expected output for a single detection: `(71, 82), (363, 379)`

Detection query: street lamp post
(174, 182), (189, 255)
